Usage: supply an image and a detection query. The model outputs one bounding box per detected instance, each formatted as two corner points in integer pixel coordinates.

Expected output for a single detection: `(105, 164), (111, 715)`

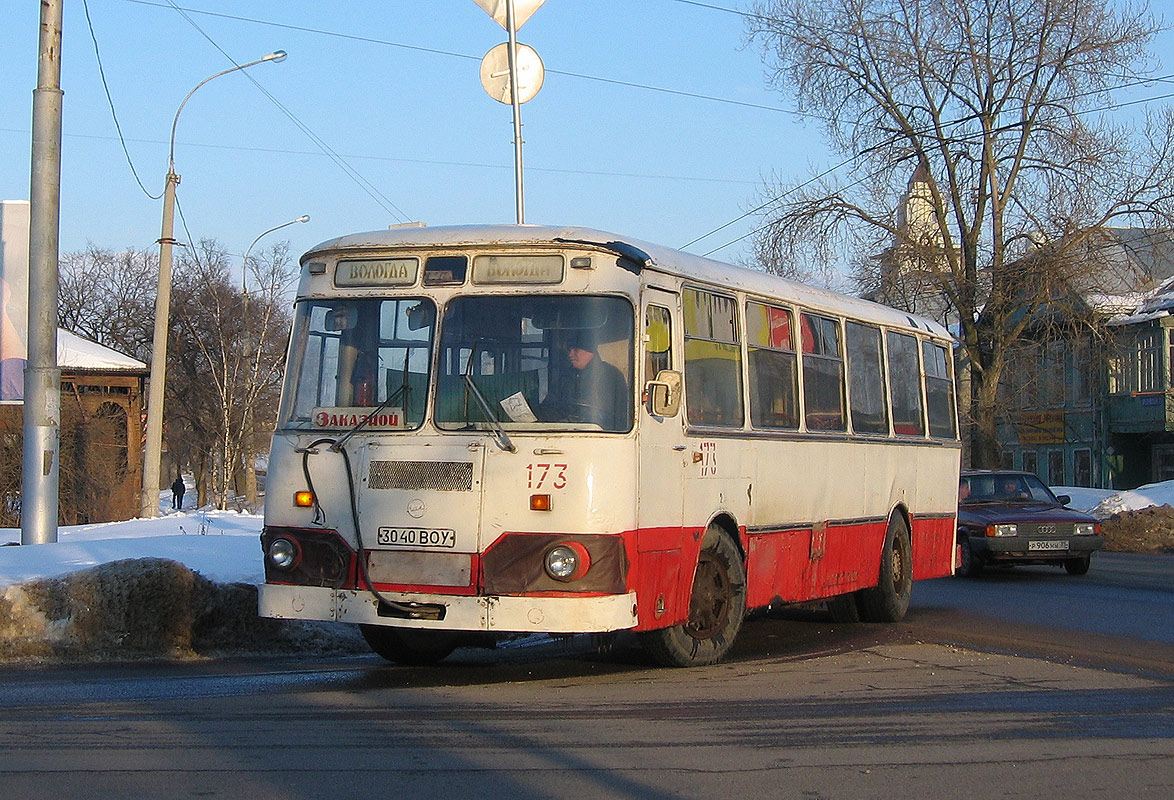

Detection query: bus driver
(539, 336), (628, 431)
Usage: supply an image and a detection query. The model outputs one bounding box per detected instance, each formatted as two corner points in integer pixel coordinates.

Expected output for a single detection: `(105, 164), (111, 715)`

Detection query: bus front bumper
(258, 584), (639, 634)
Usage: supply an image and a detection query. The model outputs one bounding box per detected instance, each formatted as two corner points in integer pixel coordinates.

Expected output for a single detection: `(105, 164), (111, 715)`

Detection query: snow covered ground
(0, 508), (262, 589)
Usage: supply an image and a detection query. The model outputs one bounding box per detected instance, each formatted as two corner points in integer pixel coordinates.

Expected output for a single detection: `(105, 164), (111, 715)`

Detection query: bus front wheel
(856, 515), (913, 622)
(641, 525), (747, 667)
(360, 624), (460, 665)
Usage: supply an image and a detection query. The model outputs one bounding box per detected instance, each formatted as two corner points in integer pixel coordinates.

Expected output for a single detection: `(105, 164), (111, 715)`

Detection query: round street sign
(479, 42), (545, 104)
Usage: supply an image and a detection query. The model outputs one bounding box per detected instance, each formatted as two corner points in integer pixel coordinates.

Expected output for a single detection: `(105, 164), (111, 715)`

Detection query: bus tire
(360, 624), (460, 665)
(856, 515), (913, 623)
(641, 525), (746, 667)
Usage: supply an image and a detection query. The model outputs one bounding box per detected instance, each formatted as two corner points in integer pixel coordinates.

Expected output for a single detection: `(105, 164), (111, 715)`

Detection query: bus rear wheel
(641, 526), (746, 667)
(856, 515), (913, 622)
(360, 624), (460, 665)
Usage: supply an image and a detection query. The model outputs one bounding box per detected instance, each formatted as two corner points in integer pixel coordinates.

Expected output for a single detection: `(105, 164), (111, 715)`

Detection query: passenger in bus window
(539, 336), (628, 430)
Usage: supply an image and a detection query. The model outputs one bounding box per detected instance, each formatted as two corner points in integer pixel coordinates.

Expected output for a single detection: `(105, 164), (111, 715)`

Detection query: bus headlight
(267, 537), (302, 570)
(543, 541), (591, 582)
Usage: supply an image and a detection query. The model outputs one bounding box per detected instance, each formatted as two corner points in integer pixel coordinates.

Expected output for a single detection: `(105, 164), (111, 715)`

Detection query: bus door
(635, 289), (690, 626)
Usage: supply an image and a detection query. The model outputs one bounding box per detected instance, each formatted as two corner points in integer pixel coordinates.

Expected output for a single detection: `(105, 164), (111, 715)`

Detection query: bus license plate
(1027, 539), (1067, 551)
(376, 527), (457, 549)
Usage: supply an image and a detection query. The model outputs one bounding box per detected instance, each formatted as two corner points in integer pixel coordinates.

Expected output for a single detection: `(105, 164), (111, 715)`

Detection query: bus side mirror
(646, 370), (682, 417)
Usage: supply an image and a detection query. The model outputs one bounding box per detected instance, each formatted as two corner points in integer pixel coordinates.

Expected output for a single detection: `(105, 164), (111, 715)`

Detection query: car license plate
(376, 527), (456, 549)
(1027, 539), (1067, 551)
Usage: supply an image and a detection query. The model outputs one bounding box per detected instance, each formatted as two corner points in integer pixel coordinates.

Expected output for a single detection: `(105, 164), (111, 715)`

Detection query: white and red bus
(259, 225), (959, 666)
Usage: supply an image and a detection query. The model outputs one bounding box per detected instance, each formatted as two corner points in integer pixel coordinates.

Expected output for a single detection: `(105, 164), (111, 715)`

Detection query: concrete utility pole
(22, 0), (64, 545)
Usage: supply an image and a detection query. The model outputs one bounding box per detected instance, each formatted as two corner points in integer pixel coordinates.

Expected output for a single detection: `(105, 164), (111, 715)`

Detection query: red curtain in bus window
(768, 307), (792, 350)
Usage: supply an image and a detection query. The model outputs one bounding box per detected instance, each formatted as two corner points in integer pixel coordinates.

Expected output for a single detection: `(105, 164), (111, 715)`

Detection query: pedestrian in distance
(171, 475), (186, 510)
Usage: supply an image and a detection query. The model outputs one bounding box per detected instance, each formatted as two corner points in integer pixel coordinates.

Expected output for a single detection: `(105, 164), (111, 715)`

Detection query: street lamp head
(295, 215), (310, 224)
(263, 50), (288, 63)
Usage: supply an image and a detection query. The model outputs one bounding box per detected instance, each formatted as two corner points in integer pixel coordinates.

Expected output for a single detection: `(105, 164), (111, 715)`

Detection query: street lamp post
(239, 214), (308, 504)
(140, 51), (287, 518)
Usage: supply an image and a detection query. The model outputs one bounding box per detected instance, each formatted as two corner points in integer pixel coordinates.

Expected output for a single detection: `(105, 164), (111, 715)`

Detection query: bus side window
(800, 312), (846, 431)
(746, 301), (798, 429)
(683, 288), (744, 426)
(645, 305), (672, 376)
(845, 321), (888, 434)
(886, 331), (925, 436)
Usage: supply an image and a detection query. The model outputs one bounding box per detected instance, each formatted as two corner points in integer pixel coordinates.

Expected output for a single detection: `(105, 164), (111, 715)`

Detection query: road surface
(0, 553), (1169, 799)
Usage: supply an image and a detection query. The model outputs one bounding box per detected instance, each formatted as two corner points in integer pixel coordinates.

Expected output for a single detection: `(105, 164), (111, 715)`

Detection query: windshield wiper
(462, 342), (515, 453)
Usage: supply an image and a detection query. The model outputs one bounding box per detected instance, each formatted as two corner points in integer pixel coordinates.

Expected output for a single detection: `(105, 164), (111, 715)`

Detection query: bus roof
(303, 224), (951, 340)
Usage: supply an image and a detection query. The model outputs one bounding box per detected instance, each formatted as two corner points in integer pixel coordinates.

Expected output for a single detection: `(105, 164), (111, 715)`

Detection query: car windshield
(959, 473), (1058, 504)
(281, 297), (435, 430)
(435, 295), (634, 433)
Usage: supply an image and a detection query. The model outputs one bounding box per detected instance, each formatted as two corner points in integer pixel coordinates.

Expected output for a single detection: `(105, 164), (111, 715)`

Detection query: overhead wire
(162, 0), (412, 223)
(81, 0), (162, 200)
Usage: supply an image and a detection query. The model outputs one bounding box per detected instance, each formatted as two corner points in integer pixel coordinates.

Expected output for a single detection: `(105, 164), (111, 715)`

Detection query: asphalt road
(0, 554), (1170, 799)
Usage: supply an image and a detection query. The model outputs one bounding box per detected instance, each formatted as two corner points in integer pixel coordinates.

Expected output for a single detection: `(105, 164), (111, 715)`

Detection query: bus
(258, 224), (960, 667)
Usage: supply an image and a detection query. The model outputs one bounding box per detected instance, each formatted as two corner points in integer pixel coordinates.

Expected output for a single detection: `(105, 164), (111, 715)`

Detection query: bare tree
(60, 245), (157, 361)
(169, 239), (293, 509)
(748, 0), (1174, 465)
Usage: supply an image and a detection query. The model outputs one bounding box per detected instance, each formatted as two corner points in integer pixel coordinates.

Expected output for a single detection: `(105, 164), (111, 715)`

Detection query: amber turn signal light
(530, 494), (552, 511)
(294, 490), (315, 508)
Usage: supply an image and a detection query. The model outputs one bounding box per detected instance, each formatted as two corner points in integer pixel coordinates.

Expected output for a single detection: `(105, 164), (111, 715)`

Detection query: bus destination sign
(313, 407), (405, 429)
(335, 258), (419, 287)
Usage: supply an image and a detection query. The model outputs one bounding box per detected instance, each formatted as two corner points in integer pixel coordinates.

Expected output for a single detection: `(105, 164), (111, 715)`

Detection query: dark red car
(956, 470), (1104, 576)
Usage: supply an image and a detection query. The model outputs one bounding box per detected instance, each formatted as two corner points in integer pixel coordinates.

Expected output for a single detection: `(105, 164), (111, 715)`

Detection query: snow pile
(1085, 480), (1174, 518)
(0, 509), (364, 662)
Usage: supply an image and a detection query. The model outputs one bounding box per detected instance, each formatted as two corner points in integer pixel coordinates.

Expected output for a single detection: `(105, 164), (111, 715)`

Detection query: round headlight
(268, 537), (300, 570)
(543, 541), (590, 582)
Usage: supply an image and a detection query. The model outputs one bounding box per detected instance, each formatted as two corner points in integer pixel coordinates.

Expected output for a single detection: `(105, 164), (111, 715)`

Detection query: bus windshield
(283, 297), (436, 430)
(435, 295), (633, 433)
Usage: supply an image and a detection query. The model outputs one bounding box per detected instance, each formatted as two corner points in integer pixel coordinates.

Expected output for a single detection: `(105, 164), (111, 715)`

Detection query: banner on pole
(0, 200), (30, 403)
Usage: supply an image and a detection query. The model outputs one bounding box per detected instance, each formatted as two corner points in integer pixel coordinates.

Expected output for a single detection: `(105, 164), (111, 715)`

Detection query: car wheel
(857, 515), (913, 622)
(641, 525), (746, 667)
(1064, 554), (1091, 576)
(956, 534), (983, 577)
(360, 625), (461, 665)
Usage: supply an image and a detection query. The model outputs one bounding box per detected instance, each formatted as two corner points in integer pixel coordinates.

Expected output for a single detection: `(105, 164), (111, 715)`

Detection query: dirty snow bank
(0, 510), (364, 663)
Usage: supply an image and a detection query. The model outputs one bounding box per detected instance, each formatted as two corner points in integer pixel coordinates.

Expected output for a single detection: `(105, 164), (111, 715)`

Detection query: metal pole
(139, 171), (178, 517)
(22, 0), (64, 545)
(139, 50), (286, 518)
(505, 0), (525, 224)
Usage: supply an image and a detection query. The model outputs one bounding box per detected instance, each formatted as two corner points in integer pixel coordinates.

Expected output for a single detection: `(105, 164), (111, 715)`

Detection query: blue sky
(1, 1), (1171, 274)
(1, 0), (821, 269)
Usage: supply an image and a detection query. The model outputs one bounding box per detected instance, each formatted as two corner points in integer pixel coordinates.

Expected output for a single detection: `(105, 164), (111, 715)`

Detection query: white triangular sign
(471, 0), (545, 31)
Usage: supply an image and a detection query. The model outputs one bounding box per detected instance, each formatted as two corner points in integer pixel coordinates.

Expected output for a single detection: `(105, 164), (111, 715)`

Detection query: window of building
(746, 301), (798, 429)
(800, 312), (846, 431)
(1047, 450), (1065, 486)
(1022, 450), (1038, 476)
(1073, 449), (1092, 487)
(683, 288), (744, 426)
